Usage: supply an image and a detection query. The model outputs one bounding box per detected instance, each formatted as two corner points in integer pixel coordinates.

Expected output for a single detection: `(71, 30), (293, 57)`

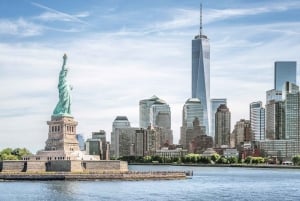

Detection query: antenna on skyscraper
(200, 3), (203, 37)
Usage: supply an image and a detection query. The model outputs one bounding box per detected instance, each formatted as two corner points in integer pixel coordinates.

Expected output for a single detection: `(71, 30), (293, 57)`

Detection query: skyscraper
(265, 89), (283, 140)
(274, 61), (297, 90)
(191, 5), (210, 135)
(250, 101), (265, 141)
(139, 95), (170, 129)
(181, 98), (204, 129)
(215, 104), (231, 148)
(231, 119), (251, 148)
(180, 98), (205, 149)
(210, 98), (227, 137)
(282, 82), (300, 142)
(110, 116), (131, 158)
(150, 102), (171, 129)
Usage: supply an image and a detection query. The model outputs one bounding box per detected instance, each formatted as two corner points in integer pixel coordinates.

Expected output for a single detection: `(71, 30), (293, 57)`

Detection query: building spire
(200, 3), (203, 37)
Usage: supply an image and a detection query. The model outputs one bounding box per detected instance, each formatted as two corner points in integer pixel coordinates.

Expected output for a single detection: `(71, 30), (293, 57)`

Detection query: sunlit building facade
(215, 104), (231, 148)
(250, 101), (265, 141)
(192, 31), (210, 135)
(210, 98), (227, 138)
(110, 116), (131, 158)
(274, 61), (296, 90)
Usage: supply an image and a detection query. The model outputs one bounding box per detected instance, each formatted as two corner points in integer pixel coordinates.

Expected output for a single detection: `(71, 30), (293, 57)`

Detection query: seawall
(0, 171), (187, 181)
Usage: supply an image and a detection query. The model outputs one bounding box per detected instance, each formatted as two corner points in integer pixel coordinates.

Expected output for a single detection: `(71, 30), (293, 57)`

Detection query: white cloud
(0, 18), (43, 37)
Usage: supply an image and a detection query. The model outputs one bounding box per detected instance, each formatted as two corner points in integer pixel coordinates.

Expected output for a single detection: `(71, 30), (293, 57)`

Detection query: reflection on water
(1, 165), (300, 201)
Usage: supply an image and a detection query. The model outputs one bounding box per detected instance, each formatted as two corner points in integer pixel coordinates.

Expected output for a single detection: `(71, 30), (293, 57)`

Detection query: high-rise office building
(210, 98), (227, 137)
(282, 82), (300, 142)
(215, 104), (231, 148)
(150, 102), (171, 129)
(110, 116), (131, 158)
(182, 98), (204, 128)
(274, 61), (296, 90)
(231, 119), (251, 148)
(186, 118), (213, 154)
(139, 95), (170, 129)
(180, 98), (205, 148)
(266, 90), (282, 140)
(266, 89), (282, 103)
(191, 5), (210, 135)
(265, 99), (284, 140)
(250, 101), (265, 141)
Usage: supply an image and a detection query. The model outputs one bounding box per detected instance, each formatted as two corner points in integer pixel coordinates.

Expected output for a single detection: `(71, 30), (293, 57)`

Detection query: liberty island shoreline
(0, 171), (187, 181)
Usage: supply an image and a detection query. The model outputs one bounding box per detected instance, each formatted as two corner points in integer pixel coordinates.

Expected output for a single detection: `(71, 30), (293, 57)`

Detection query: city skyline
(1, 0), (300, 152)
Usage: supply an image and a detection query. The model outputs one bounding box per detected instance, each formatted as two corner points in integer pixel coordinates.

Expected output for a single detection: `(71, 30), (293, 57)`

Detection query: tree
(12, 148), (32, 160)
(217, 156), (228, 164)
(227, 156), (238, 164)
(292, 155), (300, 165)
(245, 156), (252, 164)
(211, 153), (221, 163)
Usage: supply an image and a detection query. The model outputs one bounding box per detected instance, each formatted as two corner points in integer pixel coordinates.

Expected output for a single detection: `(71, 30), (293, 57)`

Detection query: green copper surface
(53, 54), (72, 117)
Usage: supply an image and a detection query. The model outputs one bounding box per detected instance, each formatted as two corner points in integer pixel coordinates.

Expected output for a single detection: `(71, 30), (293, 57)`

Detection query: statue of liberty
(53, 54), (72, 116)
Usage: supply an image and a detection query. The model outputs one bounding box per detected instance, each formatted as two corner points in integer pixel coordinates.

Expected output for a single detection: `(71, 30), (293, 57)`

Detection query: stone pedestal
(45, 115), (79, 152)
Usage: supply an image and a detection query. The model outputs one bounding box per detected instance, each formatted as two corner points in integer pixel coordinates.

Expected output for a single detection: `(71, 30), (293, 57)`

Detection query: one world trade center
(191, 5), (210, 135)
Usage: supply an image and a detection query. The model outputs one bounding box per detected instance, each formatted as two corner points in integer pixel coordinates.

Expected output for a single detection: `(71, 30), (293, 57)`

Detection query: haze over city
(1, 0), (300, 152)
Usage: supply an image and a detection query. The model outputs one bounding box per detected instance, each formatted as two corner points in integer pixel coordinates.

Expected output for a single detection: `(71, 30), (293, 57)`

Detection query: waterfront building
(210, 98), (227, 138)
(259, 82), (300, 160)
(116, 126), (172, 158)
(274, 61), (297, 90)
(231, 119), (251, 148)
(86, 130), (108, 160)
(191, 5), (210, 135)
(215, 104), (231, 148)
(111, 116), (131, 158)
(258, 140), (298, 160)
(223, 149), (239, 158)
(250, 101), (265, 141)
(154, 147), (187, 159)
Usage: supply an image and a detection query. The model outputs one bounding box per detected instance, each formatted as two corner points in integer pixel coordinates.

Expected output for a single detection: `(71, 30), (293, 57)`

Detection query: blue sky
(1, 0), (300, 152)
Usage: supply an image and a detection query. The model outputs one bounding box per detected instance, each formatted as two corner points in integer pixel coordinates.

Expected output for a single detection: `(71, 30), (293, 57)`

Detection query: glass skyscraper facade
(150, 103), (171, 129)
(274, 61), (296, 90)
(139, 95), (171, 129)
(250, 101), (265, 141)
(192, 33), (210, 135)
(180, 98), (204, 149)
(210, 98), (227, 137)
(282, 82), (300, 143)
(181, 98), (204, 129)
